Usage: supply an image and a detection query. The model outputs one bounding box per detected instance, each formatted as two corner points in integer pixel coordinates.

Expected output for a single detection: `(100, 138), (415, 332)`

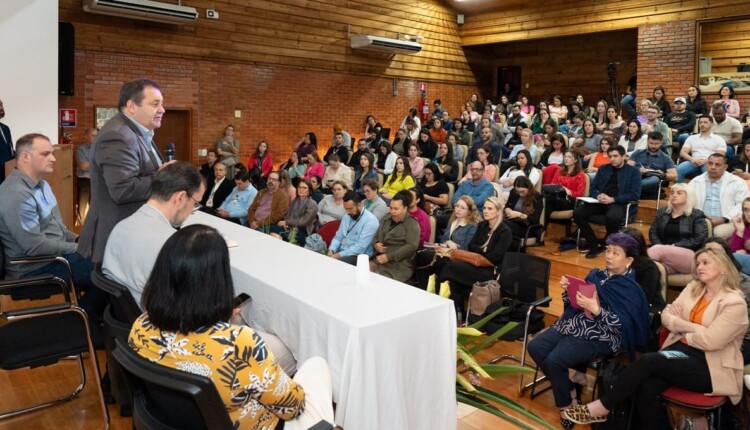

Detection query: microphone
(165, 143), (175, 161)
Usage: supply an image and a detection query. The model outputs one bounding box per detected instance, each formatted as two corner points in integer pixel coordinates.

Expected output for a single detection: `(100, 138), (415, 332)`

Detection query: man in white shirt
(688, 153), (748, 239)
(676, 116), (726, 183)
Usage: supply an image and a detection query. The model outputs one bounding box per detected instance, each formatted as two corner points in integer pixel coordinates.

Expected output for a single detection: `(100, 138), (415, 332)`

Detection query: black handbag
(542, 184), (566, 198)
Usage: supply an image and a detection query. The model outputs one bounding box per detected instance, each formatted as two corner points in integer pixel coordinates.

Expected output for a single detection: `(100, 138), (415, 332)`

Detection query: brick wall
(58, 50), (479, 166)
(637, 21), (697, 106)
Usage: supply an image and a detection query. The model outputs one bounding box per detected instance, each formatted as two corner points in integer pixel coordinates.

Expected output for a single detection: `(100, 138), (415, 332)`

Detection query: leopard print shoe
(563, 404), (607, 425)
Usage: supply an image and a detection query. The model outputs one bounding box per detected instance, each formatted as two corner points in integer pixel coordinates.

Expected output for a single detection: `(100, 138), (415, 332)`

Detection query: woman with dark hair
(295, 132), (317, 161)
(519, 94), (535, 117)
(408, 187), (431, 247)
(364, 114), (382, 137)
(571, 118), (603, 157)
(528, 233), (650, 429)
(380, 156), (415, 200)
(568, 102), (583, 123)
(420, 163), (450, 212)
(564, 246), (747, 429)
(543, 150), (586, 225)
(400, 107), (421, 135)
(429, 118), (448, 144)
(247, 140), (273, 185)
(309, 175), (324, 203)
(302, 152), (324, 180)
(461, 110), (476, 132)
(499, 149), (540, 192)
(391, 128), (412, 156)
(531, 108), (553, 135)
(272, 179), (317, 245)
(281, 151), (306, 184)
(540, 133), (567, 167)
(593, 100), (609, 131)
(129, 225), (334, 430)
(503, 176), (543, 250)
(601, 106), (625, 141)
(584, 136), (613, 176)
(375, 141), (398, 176)
(317, 180), (347, 225)
(650, 85), (671, 118)
(354, 151), (378, 195)
(686, 85), (708, 117)
(417, 128), (439, 160)
(536, 117), (559, 150)
(406, 142), (425, 180)
(452, 118), (471, 147)
(497, 95), (511, 120)
(617, 118), (647, 156)
(549, 95), (569, 121)
(435, 140), (459, 183)
(716, 84), (741, 119)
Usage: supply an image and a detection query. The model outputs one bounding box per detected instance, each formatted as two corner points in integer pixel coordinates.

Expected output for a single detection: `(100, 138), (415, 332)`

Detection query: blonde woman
(647, 184), (709, 274)
(565, 247), (748, 428)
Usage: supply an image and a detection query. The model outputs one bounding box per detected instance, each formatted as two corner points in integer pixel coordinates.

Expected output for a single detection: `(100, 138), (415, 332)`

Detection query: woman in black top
(649, 86), (671, 118)
(647, 184), (708, 274)
(419, 164), (450, 213)
(503, 176), (543, 251)
(434, 141), (459, 184)
(686, 85), (708, 117)
(437, 196), (513, 316)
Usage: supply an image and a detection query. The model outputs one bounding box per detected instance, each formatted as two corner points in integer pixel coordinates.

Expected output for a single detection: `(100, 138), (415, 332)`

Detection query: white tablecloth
(186, 212), (457, 430)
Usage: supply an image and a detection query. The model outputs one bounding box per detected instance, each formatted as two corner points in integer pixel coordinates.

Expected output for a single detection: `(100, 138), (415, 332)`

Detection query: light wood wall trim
(700, 19), (750, 73)
(459, 0), (748, 46)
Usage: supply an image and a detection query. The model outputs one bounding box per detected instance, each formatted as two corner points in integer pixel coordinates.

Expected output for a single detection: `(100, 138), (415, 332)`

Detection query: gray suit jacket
(78, 112), (161, 262)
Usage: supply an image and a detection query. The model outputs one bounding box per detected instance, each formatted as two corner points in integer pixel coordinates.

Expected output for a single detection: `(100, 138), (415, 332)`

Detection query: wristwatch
(723, 217), (730, 224)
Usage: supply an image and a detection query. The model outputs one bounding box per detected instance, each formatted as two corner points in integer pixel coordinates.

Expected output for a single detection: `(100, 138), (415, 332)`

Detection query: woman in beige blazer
(563, 247), (748, 429)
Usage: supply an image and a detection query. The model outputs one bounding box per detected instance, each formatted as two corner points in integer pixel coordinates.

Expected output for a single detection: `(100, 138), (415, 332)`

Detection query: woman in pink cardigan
(564, 247), (748, 429)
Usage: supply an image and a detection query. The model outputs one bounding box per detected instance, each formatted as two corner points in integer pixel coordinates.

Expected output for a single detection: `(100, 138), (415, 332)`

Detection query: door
(497, 67), (522, 103)
(154, 109), (192, 163)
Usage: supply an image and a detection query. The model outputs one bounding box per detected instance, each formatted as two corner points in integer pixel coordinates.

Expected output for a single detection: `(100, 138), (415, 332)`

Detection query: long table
(186, 212), (457, 430)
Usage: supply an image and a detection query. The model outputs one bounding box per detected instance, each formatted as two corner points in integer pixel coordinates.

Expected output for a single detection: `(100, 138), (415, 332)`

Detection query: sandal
(563, 404), (607, 425)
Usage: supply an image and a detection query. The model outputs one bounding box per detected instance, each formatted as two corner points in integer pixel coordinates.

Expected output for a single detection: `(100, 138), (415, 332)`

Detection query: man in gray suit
(78, 78), (174, 262)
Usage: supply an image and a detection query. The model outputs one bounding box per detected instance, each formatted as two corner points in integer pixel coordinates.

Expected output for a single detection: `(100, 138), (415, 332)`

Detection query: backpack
(592, 359), (633, 430)
(468, 298), (545, 341)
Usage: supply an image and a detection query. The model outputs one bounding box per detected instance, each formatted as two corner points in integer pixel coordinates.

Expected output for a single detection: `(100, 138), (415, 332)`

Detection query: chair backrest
(705, 218), (713, 237)
(583, 173), (591, 196)
(112, 338), (233, 430)
(317, 220), (341, 247)
(492, 164), (500, 182)
(91, 263), (143, 324)
(456, 161), (464, 181)
(499, 252), (551, 306)
(446, 182), (455, 208)
(381, 127), (391, 140)
(377, 172), (384, 188)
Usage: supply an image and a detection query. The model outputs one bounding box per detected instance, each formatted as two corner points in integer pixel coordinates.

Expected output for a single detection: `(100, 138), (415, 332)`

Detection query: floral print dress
(129, 314), (305, 430)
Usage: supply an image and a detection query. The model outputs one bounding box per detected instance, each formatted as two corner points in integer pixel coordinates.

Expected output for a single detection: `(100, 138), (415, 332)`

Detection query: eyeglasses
(267, 177), (279, 182)
(190, 195), (202, 213)
(470, 168), (484, 172)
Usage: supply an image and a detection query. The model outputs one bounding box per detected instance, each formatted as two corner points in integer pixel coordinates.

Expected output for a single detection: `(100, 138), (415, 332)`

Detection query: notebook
(565, 275), (598, 319)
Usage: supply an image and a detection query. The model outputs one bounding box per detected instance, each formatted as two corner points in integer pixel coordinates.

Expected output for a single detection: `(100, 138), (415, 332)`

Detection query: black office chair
(0, 275), (109, 427)
(113, 338), (234, 430)
(91, 263), (142, 417)
(484, 253), (552, 396)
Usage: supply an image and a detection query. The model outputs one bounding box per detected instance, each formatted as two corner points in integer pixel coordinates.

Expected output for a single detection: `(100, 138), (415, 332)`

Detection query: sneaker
(563, 404), (607, 425)
(585, 245), (606, 259)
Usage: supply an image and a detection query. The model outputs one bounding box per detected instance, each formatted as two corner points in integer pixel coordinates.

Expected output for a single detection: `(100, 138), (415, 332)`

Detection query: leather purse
(468, 279), (501, 316)
(450, 249), (493, 267)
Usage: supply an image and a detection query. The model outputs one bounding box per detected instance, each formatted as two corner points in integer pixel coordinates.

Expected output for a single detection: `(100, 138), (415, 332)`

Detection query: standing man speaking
(78, 78), (174, 262)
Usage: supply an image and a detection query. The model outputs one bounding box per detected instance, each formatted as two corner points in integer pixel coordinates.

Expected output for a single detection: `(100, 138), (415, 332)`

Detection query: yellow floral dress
(128, 314), (305, 430)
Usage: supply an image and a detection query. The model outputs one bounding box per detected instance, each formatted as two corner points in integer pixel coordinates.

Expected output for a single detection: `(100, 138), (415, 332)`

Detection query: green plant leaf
(456, 373), (475, 392)
(467, 321), (519, 355)
(472, 386), (557, 430)
(457, 345), (490, 378)
(456, 391), (540, 430)
(468, 305), (509, 330)
(457, 327), (483, 337)
(480, 364), (535, 377)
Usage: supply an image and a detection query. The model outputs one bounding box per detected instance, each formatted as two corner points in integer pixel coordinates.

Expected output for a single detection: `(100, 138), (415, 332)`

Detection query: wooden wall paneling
(700, 19), (750, 73)
(459, 0), (748, 45)
(60, 0), (475, 84)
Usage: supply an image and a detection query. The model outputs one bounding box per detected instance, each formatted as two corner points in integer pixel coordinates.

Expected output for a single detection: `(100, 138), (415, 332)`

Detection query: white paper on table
(577, 196), (601, 204)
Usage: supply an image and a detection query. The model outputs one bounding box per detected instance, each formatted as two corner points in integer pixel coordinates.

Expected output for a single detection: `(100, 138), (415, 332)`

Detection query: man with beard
(328, 191), (379, 265)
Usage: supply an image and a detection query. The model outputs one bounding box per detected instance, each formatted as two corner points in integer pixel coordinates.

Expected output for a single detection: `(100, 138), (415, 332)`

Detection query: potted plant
(456, 306), (555, 430)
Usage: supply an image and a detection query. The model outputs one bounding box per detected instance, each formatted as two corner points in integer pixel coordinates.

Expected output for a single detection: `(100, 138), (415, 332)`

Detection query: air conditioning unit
(82, 0), (198, 24)
(350, 35), (422, 55)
